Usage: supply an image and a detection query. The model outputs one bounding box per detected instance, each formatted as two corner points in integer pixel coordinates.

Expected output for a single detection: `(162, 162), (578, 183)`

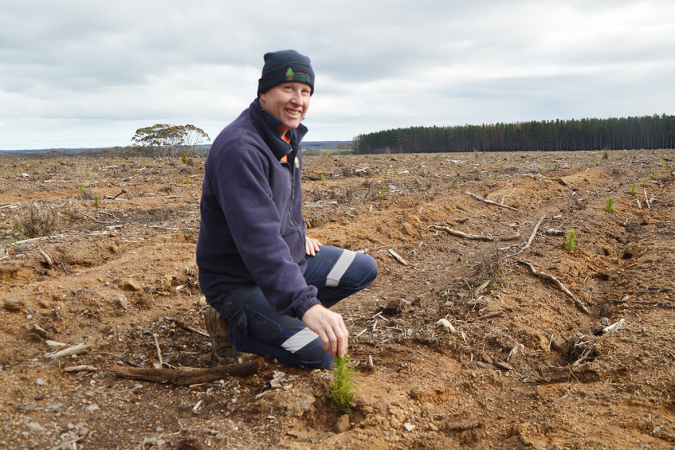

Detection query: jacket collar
(250, 98), (308, 160)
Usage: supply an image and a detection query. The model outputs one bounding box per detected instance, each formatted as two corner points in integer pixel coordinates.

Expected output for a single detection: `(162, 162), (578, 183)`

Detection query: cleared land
(1, 149), (674, 449)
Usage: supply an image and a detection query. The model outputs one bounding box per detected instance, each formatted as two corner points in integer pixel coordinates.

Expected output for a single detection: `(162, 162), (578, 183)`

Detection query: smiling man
(196, 50), (378, 369)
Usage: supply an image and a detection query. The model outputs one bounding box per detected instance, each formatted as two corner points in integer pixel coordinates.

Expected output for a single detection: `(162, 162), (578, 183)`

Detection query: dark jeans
(208, 246), (378, 369)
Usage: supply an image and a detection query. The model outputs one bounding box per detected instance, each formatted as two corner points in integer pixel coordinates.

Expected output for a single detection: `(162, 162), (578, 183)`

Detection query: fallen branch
(153, 333), (163, 368)
(48, 344), (91, 358)
(388, 249), (408, 266)
(49, 435), (87, 450)
(430, 225), (520, 241)
(171, 319), (210, 338)
(10, 234), (67, 245)
(465, 191), (518, 211)
(505, 215), (546, 258)
(109, 358), (264, 385)
(474, 311), (504, 321)
(517, 260), (590, 315)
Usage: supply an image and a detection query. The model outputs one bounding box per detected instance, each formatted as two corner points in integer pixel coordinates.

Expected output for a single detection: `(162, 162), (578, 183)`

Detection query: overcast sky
(1, 0), (674, 150)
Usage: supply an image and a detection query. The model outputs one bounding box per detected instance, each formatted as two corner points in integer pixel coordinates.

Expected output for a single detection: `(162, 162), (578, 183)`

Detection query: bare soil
(1, 149), (674, 449)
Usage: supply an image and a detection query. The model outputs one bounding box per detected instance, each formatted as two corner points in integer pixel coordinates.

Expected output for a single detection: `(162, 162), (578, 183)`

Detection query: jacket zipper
(286, 149), (306, 245)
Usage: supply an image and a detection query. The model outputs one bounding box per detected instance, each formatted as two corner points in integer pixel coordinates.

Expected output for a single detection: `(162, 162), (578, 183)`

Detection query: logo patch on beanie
(286, 67), (311, 84)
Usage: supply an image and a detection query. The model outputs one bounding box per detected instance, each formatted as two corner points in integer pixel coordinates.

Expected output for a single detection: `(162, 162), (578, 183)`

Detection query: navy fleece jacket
(196, 99), (320, 319)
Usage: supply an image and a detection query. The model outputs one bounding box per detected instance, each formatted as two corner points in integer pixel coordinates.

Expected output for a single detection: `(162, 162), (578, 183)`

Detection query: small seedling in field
(186, 175), (190, 184)
(455, 165), (459, 172)
(421, 168), (425, 176)
(170, 169), (173, 177)
(327, 355), (356, 414)
(182, 153), (188, 164)
(605, 197), (615, 213)
(554, 163), (558, 171)
(132, 169), (137, 175)
(653, 168), (657, 180)
(93, 196), (99, 207)
(493, 173), (498, 180)
(379, 185), (386, 199)
(78, 184), (84, 193)
(643, 179), (647, 187)
(86, 172), (90, 179)
(39, 171), (43, 181)
(564, 230), (576, 252)
(384, 169), (388, 179)
(478, 163), (481, 171)
(540, 169), (543, 175)
(450, 179), (457, 189)
(630, 183), (636, 196)
(320, 172), (325, 185)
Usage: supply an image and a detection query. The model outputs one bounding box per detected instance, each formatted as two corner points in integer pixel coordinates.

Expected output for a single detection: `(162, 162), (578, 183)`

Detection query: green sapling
(564, 230), (576, 252)
(605, 198), (615, 213)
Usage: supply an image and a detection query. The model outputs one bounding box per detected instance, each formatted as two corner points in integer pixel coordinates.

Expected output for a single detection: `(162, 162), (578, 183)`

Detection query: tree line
(353, 114), (675, 154)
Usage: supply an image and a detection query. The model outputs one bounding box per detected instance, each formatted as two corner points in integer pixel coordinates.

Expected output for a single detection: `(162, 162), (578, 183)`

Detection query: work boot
(203, 305), (241, 362)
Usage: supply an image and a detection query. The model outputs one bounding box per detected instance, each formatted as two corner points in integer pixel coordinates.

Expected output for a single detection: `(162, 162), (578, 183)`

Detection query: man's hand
(301, 304), (348, 358)
(306, 236), (322, 256)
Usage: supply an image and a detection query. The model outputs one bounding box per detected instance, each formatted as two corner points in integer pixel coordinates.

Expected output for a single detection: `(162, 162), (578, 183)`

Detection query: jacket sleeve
(210, 142), (320, 319)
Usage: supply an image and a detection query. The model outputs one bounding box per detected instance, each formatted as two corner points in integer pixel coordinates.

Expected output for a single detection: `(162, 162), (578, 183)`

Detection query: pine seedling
(643, 179), (647, 187)
(170, 169), (173, 177)
(493, 173), (498, 180)
(182, 153), (188, 164)
(186, 175), (190, 184)
(630, 183), (636, 196)
(384, 169), (388, 179)
(450, 179), (457, 189)
(78, 184), (84, 193)
(421, 168), (425, 176)
(327, 355), (356, 414)
(455, 165), (459, 173)
(320, 172), (325, 185)
(39, 171), (43, 181)
(86, 172), (90, 179)
(93, 196), (99, 207)
(564, 230), (576, 252)
(132, 169), (137, 175)
(554, 163), (558, 171)
(653, 168), (657, 180)
(605, 198), (615, 213)
(379, 185), (386, 199)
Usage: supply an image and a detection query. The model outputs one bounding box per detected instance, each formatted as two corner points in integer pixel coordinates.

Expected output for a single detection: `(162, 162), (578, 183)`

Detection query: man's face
(259, 82), (311, 134)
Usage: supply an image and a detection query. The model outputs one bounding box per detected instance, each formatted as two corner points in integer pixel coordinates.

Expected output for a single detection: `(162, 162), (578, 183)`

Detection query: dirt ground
(1, 149), (674, 449)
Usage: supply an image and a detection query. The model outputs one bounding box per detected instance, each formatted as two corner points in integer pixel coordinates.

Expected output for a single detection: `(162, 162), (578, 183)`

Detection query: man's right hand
(301, 304), (348, 358)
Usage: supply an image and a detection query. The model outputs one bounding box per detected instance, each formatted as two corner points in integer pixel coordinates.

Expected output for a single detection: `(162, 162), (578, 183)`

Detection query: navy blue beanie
(257, 50), (315, 96)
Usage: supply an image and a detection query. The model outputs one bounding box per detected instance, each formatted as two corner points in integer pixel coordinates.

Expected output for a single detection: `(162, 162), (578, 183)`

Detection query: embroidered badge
(286, 67), (311, 83)
(294, 156), (300, 168)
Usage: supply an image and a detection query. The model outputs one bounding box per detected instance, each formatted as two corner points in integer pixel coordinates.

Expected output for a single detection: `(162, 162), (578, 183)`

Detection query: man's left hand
(306, 237), (322, 256)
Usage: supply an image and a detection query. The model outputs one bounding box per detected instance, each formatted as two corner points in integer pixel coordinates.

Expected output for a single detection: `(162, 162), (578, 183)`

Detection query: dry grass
(20, 202), (60, 238)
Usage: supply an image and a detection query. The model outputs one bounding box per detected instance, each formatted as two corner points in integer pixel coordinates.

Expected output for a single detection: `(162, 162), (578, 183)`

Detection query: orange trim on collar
(280, 154), (288, 163)
(280, 132), (291, 144)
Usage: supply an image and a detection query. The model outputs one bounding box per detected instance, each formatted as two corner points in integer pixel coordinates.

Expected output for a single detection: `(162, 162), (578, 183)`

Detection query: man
(196, 50), (378, 369)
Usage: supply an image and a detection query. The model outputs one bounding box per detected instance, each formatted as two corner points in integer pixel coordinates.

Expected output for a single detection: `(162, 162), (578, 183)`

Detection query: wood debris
(109, 358), (264, 385)
(430, 225), (520, 241)
(388, 249), (408, 266)
(465, 191), (518, 211)
(517, 260), (590, 315)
